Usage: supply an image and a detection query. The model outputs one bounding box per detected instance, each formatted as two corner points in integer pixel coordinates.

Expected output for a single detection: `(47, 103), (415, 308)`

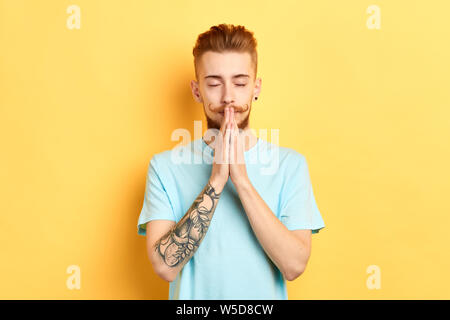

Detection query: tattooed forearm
(153, 182), (222, 268)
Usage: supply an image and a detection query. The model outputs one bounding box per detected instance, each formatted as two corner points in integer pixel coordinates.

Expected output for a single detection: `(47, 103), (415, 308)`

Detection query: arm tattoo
(153, 182), (221, 268)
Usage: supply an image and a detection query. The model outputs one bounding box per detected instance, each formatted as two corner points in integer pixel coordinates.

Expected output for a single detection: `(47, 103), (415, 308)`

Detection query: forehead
(198, 51), (253, 79)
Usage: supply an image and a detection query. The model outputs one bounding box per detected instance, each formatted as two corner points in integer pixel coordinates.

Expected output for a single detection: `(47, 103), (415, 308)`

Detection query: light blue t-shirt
(137, 137), (325, 300)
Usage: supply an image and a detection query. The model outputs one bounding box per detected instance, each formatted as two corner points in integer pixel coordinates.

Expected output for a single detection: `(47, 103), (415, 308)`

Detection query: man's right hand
(209, 107), (233, 194)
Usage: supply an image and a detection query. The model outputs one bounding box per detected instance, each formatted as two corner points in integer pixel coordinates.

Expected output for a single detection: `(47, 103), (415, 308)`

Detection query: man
(137, 23), (325, 299)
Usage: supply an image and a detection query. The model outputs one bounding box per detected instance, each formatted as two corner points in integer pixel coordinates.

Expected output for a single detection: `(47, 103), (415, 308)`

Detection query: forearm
(234, 179), (308, 280)
(153, 180), (222, 281)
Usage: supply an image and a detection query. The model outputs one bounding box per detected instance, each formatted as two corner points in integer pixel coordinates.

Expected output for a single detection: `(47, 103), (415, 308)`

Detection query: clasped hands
(208, 107), (249, 193)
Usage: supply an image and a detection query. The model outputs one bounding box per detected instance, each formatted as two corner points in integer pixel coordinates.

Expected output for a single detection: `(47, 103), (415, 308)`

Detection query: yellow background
(1, 0), (449, 299)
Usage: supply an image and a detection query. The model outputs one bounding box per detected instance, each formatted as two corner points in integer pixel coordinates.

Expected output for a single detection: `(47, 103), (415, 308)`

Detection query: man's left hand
(229, 108), (250, 187)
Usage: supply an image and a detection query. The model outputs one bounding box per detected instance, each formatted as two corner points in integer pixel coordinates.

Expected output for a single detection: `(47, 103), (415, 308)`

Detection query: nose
(221, 83), (235, 106)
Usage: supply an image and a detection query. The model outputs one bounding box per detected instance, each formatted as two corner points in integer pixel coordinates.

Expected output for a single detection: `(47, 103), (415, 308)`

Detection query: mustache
(209, 103), (250, 113)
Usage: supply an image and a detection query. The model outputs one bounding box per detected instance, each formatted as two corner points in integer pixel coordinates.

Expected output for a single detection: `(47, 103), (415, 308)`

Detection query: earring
(254, 96), (258, 100)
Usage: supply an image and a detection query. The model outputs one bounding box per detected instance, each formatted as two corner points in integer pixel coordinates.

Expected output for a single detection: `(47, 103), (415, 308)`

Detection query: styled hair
(192, 23), (258, 80)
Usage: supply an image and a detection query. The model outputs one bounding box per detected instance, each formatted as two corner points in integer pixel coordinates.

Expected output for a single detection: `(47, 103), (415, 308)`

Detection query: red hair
(192, 23), (258, 80)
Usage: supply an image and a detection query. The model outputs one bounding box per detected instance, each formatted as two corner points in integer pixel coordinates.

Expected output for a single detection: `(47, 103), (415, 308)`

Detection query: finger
(219, 107), (229, 136)
(213, 106), (224, 156)
(216, 107), (229, 157)
(227, 108), (234, 164)
(223, 118), (232, 164)
(231, 123), (238, 165)
(232, 114), (244, 164)
(228, 107), (232, 137)
(232, 110), (238, 146)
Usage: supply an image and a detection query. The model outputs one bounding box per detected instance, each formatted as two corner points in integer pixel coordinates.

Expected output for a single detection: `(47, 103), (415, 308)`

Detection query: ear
(253, 77), (262, 100)
(190, 79), (203, 103)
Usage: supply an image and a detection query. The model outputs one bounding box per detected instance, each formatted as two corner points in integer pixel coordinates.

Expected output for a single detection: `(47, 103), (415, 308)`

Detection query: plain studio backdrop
(0, 0), (449, 299)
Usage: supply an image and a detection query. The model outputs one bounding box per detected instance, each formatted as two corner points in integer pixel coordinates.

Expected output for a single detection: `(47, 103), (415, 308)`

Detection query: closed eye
(207, 84), (247, 87)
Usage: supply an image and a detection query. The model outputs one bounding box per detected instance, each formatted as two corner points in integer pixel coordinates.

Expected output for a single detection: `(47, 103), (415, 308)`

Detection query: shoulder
(262, 139), (306, 168)
(148, 140), (197, 170)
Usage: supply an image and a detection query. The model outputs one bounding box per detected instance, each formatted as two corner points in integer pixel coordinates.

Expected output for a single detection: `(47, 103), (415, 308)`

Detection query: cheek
(204, 94), (220, 108)
(203, 87), (219, 98)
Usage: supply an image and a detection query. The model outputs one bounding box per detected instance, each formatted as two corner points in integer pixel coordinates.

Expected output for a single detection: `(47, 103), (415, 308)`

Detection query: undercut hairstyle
(192, 23), (258, 81)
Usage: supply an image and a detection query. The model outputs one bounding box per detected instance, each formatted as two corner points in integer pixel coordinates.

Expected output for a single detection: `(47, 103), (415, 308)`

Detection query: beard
(205, 103), (252, 130)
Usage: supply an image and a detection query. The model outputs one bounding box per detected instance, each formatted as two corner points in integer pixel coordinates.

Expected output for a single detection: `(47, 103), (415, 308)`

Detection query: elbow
(153, 262), (176, 282)
(157, 269), (176, 283)
(283, 246), (311, 281)
(284, 264), (306, 282)
(149, 254), (177, 283)
(155, 263), (177, 282)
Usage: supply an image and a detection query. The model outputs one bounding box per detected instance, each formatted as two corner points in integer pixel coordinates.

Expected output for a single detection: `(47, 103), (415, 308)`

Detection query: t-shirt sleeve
(137, 155), (177, 236)
(279, 154), (325, 234)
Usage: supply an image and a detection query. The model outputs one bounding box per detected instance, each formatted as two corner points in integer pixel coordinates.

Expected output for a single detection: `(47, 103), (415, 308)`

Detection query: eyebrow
(204, 74), (250, 80)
